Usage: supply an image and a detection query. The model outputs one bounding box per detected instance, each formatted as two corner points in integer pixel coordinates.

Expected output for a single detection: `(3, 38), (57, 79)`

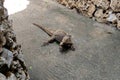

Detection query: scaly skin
(33, 23), (75, 52)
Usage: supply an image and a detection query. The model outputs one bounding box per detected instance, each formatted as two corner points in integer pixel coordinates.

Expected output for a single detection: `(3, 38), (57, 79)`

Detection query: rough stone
(0, 73), (6, 80)
(0, 0), (4, 5)
(117, 20), (120, 29)
(0, 0), (29, 80)
(76, 0), (96, 17)
(76, 0), (88, 10)
(57, 0), (120, 29)
(87, 3), (96, 17)
(59, 0), (69, 7)
(116, 13), (120, 20)
(110, 0), (120, 12)
(94, 9), (107, 22)
(67, 0), (76, 9)
(92, 0), (110, 9)
(107, 12), (117, 22)
(7, 73), (17, 80)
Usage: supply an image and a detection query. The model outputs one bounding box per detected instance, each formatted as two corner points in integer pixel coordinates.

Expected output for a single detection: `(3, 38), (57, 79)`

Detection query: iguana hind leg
(70, 45), (75, 51)
(41, 36), (55, 46)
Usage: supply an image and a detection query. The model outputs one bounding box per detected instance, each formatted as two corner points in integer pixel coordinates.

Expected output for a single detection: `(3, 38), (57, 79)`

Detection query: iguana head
(60, 35), (72, 46)
(60, 34), (75, 51)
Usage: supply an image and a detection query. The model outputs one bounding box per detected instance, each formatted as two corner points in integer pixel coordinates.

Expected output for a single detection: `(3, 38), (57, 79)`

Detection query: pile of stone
(57, 0), (120, 29)
(0, 0), (29, 80)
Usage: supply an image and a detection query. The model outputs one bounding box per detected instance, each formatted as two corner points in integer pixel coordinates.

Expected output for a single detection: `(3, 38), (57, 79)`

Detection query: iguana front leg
(42, 36), (55, 46)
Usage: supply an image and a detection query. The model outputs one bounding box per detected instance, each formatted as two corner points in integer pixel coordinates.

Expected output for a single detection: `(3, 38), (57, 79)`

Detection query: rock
(94, 9), (105, 22)
(0, 0), (29, 80)
(0, 6), (4, 20)
(87, 3), (96, 17)
(59, 0), (69, 7)
(110, 0), (120, 12)
(75, 0), (86, 9)
(0, 6), (3, 12)
(67, 0), (76, 9)
(76, 0), (96, 17)
(107, 12), (117, 22)
(7, 73), (17, 80)
(0, 0), (4, 5)
(117, 20), (120, 29)
(1, 48), (13, 67)
(11, 61), (21, 72)
(116, 13), (120, 20)
(2, 8), (8, 20)
(0, 73), (6, 80)
(11, 60), (30, 80)
(94, 9), (107, 22)
(16, 70), (26, 80)
(92, 0), (110, 9)
(57, 0), (120, 29)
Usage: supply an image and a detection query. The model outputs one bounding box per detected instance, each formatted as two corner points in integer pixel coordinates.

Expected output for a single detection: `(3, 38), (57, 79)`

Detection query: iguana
(33, 23), (75, 52)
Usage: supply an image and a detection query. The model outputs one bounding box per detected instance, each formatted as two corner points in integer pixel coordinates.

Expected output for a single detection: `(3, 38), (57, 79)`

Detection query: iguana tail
(33, 23), (53, 36)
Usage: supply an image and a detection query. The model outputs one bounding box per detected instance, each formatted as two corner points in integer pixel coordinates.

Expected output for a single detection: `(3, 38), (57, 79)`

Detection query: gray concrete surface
(9, 0), (120, 80)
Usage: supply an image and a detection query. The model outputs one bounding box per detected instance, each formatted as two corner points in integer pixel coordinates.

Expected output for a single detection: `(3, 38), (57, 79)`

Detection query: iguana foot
(71, 47), (75, 51)
(41, 42), (49, 46)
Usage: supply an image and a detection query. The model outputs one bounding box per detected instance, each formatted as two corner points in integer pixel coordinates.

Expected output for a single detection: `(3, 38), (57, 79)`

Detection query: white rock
(107, 13), (117, 22)
(110, 0), (120, 12)
(0, 73), (6, 80)
(117, 20), (120, 29)
(7, 73), (17, 80)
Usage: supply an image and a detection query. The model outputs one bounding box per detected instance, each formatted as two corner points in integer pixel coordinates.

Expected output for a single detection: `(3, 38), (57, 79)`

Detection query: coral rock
(107, 12), (117, 22)
(117, 20), (120, 29)
(91, 0), (110, 9)
(110, 0), (120, 12)
(94, 9), (105, 22)
(0, 73), (6, 80)
(87, 3), (96, 17)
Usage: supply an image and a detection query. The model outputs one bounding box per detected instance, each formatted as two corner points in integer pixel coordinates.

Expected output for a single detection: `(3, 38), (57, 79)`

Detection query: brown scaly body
(33, 23), (75, 52)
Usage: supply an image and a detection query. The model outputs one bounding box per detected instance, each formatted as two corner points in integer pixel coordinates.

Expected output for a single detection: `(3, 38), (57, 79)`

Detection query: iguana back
(32, 23), (75, 51)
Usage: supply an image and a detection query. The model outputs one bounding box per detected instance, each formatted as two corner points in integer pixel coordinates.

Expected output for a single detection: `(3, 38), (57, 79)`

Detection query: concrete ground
(10, 0), (120, 80)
